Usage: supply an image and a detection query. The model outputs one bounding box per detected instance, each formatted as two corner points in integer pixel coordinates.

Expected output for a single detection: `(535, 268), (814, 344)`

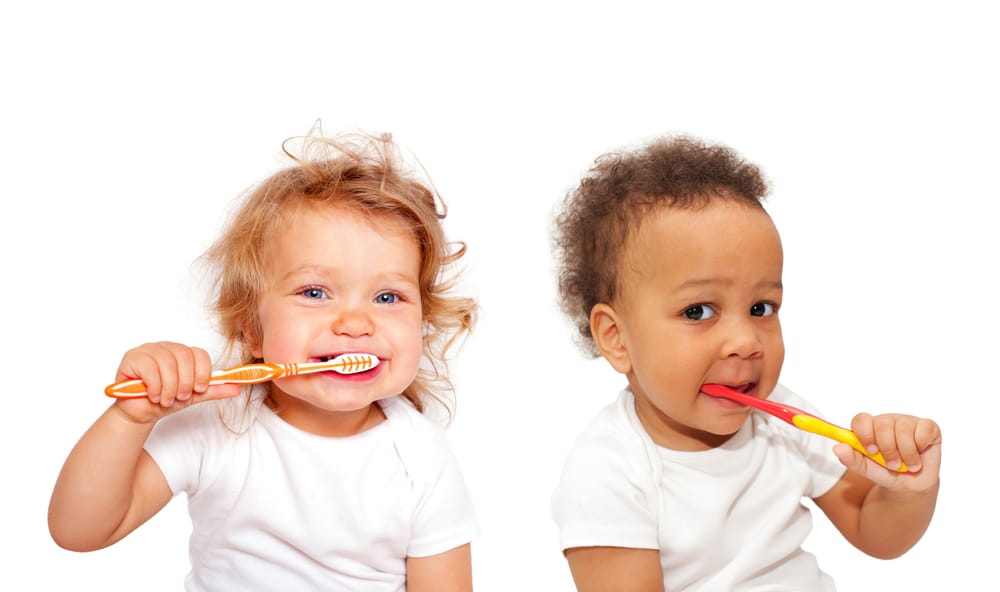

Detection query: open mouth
(730, 382), (756, 395)
(701, 382), (768, 413)
(311, 353), (380, 375)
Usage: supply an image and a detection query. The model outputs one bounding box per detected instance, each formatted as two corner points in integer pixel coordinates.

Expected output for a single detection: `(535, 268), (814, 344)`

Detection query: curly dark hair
(552, 135), (770, 356)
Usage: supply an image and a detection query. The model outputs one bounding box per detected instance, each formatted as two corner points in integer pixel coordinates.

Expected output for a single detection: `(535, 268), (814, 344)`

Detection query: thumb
(194, 383), (243, 403)
(168, 382), (243, 412)
(833, 443), (899, 488)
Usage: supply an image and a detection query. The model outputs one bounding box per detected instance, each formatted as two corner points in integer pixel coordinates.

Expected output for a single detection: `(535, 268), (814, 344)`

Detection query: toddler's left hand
(834, 412), (942, 491)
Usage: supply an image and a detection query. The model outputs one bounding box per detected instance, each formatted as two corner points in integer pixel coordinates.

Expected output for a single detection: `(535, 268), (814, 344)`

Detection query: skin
(569, 198), (942, 591)
(48, 204), (472, 592)
(250, 205), (425, 437)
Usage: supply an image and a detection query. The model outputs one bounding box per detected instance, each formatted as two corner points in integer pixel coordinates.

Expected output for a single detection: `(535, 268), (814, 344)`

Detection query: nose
(721, 317), (763, 360)
(331, 306), (375, 337)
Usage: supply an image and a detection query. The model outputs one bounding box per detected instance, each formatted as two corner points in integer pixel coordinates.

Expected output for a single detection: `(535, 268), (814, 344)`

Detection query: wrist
(108, 401), (163, 429)
(877, 476), (940, 500)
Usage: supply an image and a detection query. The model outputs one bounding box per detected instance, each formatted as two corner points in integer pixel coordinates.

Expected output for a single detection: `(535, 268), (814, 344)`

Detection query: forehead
(269, 202), (414, 241)
(262, 204), (419, 262)
(619, 200), (782, 292)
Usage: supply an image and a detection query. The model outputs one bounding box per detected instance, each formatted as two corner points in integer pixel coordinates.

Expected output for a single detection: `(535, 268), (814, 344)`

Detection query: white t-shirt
(145, 395), (478, 591)
(552, 384), (846, 591)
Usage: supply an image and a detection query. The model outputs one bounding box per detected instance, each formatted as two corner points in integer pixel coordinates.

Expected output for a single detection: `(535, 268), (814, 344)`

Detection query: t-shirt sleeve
(551, 428), (659, 552)
(143, 403), (215, 496)
(404, 423), (480, 558)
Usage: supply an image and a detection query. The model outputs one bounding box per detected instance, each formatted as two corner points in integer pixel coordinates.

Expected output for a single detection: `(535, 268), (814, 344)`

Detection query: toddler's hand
(833, 412), (942, 491)
(111, 341), (241, 424)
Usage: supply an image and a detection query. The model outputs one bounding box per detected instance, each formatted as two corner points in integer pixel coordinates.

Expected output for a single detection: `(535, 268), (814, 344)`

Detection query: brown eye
(750, 302), (776, 317)
(683, 304), (716, 320)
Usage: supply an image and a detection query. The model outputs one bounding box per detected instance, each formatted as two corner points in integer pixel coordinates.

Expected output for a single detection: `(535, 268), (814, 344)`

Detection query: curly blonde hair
(552, 135), (769, 357)
(202, 129), (475, 415)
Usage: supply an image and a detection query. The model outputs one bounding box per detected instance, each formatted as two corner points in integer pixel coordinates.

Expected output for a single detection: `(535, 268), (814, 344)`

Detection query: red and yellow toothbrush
(105, 353), (379, 399)
(701, 383), (907, 472)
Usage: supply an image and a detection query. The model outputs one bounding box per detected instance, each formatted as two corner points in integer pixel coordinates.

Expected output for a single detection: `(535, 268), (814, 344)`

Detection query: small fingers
(191, 347), (213, 396)
(159, 344), (189, 406)
(117, 342), (212, 407)
(852, 412), (904, 472)
(833, 443), (898, 488)
(117, 343), (168, 404)
(202, 383), (243, 402)
(915, 418), (943, 449)
(850, 412), (877, 454)
(891, 416), (924, 472)
(872, 414), (905, 471)
(173, 346), (213, 402)
(852, 412), (938, 474)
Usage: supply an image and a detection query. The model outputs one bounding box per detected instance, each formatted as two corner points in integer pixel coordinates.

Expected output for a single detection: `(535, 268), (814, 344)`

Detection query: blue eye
(683, 304), (716, 320)
(751, 302), (776, 317)
(300, 287), (328, 300)
(375, 292), (399, 304)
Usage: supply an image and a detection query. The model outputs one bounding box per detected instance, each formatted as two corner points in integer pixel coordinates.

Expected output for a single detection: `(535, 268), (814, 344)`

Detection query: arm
(814, 413), (941, 559)
(48, 342), (240, 551)
(48, 406), (172, 550)
(406, 544), (472, 592)
(565, 547), (664, 592)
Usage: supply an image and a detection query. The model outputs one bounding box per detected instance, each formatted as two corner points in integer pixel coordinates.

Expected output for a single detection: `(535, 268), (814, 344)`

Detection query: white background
(3, 1), (996, 589)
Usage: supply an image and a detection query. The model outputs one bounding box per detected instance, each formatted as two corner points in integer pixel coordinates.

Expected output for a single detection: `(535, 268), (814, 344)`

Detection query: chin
(317, 394), (385, 413)
(709, 417), (749, 437)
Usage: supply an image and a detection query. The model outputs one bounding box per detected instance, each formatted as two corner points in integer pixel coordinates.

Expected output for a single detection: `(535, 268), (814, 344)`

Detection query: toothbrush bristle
(329, 353), (379, 374)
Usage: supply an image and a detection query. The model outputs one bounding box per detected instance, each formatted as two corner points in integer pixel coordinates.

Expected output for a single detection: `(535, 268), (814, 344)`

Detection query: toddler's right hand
(112, 341), (241, 424)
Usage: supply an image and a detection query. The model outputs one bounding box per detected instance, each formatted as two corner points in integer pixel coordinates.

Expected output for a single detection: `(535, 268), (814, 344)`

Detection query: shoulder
(380, 396), (448, 444)
(148, 400), (230, 444)
(379, 396), (458, 478)
(565, 390), (652, 465)
(768, 383), (824, 415)
(554, 390), (659, 508)
(552, 390), (661, 550)
(378, 397), (479, 552)
(761, 383), (847, 495)
(145, 400), (240, 495)
(757, 383), (828, 448)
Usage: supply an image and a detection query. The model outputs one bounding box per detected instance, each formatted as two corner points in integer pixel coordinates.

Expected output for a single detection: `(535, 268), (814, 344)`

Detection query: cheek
(390, 317), (425, 366)
(256, 310), (307, 360)
(767, 319), (784, 351)
(630, 336), (698, 385)
(402, 321), (425, 357)
(764, 325), (785, 372)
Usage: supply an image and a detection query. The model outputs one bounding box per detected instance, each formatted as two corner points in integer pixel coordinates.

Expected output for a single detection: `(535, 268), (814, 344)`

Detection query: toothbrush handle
(105, 362), (294, 399)
(791, 414), (906, 472)
(701, 384), (908, 473)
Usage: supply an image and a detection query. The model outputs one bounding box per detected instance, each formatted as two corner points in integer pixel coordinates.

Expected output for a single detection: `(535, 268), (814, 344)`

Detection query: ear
(590, 303), (632, 375)
(242, 318), (263, 359)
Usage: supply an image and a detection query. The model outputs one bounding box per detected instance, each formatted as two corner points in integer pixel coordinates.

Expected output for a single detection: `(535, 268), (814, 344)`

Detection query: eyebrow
(280, 266), (419, 286)
(676, 278), (783, 290)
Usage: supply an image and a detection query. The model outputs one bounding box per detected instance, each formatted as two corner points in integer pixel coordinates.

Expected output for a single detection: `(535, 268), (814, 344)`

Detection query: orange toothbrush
(105, 353), (379, 399)
(701, 384), (907, 472)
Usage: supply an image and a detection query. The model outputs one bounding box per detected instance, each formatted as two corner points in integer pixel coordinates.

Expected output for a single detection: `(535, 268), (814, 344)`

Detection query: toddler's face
(603, 198), (784, 450)
(251, 204), (424, 434)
